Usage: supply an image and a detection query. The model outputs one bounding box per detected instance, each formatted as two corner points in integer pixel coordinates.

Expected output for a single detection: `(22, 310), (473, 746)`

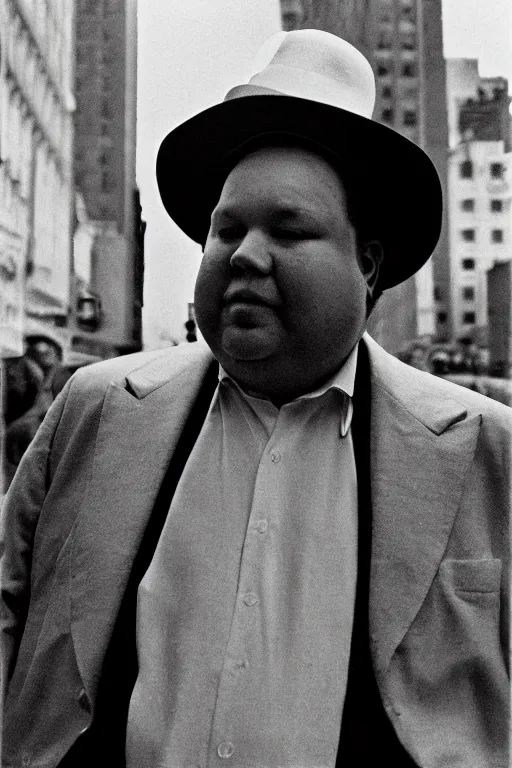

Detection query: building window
(462, 258), (475, 270)
(490, 162), (504, 179)
(462, 286), (475, 300)
(382, 85), (392, 99)
(401, 32), (415, 51)
(401, 62), (416, 77)
(401, 3), (414, 19)
(461, 228), (475, 242)
(377, 63), (391, 77)
(102, 74), (113, 92)
(461, 198), (475, 212)
(403, 109), (417, 126)
(459, 160), (473, 179)
(434, 286), (442, 301)
(101, 171), (110, 192)
(381, 108), (394, 123)
(437, 312), (447, 323)
(491, 229), (504, 243)
(377, 34), (392, 50)
(462, 311), (476, 324)
(490, 199), (503, 212)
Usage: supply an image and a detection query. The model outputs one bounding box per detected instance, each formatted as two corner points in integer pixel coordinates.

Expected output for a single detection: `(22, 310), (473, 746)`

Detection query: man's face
(195, 146), (371, 401)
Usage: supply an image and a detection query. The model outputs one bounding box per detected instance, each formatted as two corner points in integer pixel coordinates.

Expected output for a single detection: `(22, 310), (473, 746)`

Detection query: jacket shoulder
(396, 360), (511, 420)
(364, 334), (512, 429)
(68, 343), (213, 400)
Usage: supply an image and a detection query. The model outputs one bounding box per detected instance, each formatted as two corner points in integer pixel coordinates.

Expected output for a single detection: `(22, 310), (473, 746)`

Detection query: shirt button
(217, 741), (235, 759)
(21, 754), (31, 767)
(270, 450), (281, 463)
(256, 519), (268, 533)
(243, 592), (259, 606)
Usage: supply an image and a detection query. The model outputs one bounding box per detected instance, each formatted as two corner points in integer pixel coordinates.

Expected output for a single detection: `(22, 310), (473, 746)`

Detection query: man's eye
(273, 228), (310, 240)
(218, 227), (243, 241)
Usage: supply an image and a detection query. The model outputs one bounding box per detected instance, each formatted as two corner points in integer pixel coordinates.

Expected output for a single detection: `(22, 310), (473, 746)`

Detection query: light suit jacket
(1, 334), (510, 768)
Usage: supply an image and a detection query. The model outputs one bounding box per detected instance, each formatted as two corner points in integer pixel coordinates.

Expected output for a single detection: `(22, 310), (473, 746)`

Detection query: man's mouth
(223, 287), (280, 308)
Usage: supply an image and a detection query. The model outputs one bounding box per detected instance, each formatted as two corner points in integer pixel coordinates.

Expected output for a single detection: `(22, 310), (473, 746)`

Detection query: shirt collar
(218, 343), (358, 438)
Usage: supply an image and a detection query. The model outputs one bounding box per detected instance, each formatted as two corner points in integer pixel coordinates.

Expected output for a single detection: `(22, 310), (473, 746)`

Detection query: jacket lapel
(70, 343), (214, 698)
(364, 335), (481, 679)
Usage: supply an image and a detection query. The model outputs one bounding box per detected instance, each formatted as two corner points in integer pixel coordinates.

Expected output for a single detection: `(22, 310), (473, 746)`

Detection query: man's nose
(229, 233), (272, 275)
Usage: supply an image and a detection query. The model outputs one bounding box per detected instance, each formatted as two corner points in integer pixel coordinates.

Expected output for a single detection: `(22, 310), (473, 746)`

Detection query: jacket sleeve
(1, 379), (71, 687)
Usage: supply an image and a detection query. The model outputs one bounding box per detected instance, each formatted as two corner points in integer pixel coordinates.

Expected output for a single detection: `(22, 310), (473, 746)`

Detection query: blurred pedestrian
(25, 335), (63, 412)
(3, 355), (44, 425)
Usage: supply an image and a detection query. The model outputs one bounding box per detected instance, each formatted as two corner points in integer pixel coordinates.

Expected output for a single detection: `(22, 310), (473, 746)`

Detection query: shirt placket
(208, 419), (284, 767)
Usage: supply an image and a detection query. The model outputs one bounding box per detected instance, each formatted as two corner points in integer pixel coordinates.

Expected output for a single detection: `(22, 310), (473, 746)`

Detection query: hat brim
(156, 95), (442, 290)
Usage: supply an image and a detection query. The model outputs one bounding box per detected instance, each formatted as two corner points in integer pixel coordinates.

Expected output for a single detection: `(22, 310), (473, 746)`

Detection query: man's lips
(222, 287), (280, 308)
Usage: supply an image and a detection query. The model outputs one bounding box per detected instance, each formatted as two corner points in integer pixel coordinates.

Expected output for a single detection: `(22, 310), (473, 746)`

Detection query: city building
(446, 59), (511, 346)
(279, 0), (450, 353)
(0, 0), (75, 357)
(487, 260), (511, 377)
(71, 0), (142, 359)
(280, 0), (375, 58)
(446, 59), (511, 150)
(368, 0), (450, 348)
(448, 141), (511, 343)
(445, 58), (480, 149)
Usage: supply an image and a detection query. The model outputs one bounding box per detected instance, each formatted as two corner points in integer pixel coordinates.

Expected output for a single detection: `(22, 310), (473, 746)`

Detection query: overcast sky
(137, 0), (512, 349)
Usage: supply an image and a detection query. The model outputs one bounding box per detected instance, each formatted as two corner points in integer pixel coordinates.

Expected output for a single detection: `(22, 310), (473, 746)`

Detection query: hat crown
(225, 29), (376, 119)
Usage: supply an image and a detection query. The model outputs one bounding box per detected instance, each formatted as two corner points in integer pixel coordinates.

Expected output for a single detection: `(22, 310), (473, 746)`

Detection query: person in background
(2, 356), (45, 489)
(3, 355), (44, 426)
(24, 335), (63, 413)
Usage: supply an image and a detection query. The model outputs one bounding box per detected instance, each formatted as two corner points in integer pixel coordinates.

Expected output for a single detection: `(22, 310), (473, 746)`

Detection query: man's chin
(220, 325), (281, 361)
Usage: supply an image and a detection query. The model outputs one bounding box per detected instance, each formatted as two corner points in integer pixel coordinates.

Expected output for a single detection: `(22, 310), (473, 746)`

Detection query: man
(1, 30), (509, 768)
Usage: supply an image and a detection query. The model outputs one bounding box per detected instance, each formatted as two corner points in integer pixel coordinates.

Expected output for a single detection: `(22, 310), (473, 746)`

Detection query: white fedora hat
(157, 29), (442, 289)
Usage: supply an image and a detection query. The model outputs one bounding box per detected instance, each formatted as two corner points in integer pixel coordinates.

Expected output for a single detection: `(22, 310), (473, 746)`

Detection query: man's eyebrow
(211, 205), (321, 224)
(272, 207), (315, 222)
(210, 208), (236, 225)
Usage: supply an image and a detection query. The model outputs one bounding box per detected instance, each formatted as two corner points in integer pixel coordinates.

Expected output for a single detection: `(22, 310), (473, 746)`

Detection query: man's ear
(359, 240), (383, 298)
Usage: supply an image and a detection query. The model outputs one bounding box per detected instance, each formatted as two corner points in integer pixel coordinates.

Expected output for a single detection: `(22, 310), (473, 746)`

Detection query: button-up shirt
(126, 344), (359, 768)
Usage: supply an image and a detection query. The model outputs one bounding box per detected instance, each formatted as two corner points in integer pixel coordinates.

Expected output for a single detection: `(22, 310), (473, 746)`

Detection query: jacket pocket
(439, 557), (501, 595)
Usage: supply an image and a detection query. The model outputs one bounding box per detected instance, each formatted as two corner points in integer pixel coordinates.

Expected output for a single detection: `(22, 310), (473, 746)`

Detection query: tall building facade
(487, 261), (511, 377)
(280, 0), (374, 58)
(446, 60), (511, 346)
(71, 0), (141, 358)
(448, 142), (511, 342)
(0, 0), (75, 357)
(279, 0), (450, 353)
(366, 0), (450, 348)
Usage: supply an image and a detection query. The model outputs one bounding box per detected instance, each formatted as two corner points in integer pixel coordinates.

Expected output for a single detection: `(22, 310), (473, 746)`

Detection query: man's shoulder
(365, 334), (511, 428)
(69, 342), (214, 399)
(411, 366), (511, 420)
